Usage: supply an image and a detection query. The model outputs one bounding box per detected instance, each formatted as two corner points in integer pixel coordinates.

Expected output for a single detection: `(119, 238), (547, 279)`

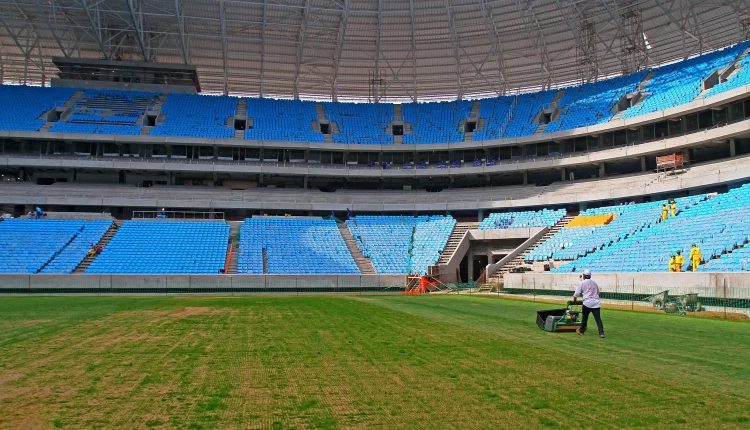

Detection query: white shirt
(574, 279), (601, 308)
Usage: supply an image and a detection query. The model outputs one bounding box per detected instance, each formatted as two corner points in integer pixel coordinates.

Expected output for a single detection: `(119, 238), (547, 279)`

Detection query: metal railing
(132, 210), (225, 220)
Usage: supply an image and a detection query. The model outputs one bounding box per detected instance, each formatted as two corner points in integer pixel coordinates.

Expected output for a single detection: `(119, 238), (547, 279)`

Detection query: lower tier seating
(85, 221), (229, 274)
(0, 219), (109, 274)
(237, 218), (359, 274)
(346, 215), (454, 274)
(550, 188), (750, 272)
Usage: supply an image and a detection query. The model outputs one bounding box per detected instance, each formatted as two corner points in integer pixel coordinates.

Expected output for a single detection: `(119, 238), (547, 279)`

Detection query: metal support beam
(444, 0), (462, 99)
(126, 0), (150, 61)
(174, 0), (190, 64)
(81, 0), (110, 59)
(0, 16), (44, 74)
(259, 0), (268, 97)
(479, 0), (506, 94)
(332, 0), (350, 101)
(409, 0), (417, 102)
(374, 0), (383, 102)
(31, 0), (68, 57)
(219, 0), (228, 95)
(293, 0), (311, 100)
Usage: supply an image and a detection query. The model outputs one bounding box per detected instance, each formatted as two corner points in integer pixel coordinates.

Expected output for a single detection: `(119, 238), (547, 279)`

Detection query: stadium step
(487, 215), (575, 283)
(638, 71), (656, 92)
(314, 103), (327, 122)
(62, 90), (85, 109)
(534, 123), (548, 135)
(437, 222), (480, 265)
(73, 220), (122, 274)
(237, 98), (247, 117)
(226, 221), (241, 274)
(140, 126), (152, 135)
(550, 89), (566, 107)
(262, 248), (269, 274)
(234, 129), (243, 139)
(393, 104), (402, 121)
(470, 100), (481, 117)
(338, 223), (376, 274)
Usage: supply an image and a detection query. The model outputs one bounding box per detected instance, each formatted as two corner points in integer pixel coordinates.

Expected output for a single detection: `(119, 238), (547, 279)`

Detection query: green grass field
(1, 295), (749, 429)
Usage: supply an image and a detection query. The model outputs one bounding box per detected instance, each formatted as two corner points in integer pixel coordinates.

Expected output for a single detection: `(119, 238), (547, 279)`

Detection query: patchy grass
(0, 295), (748, 429)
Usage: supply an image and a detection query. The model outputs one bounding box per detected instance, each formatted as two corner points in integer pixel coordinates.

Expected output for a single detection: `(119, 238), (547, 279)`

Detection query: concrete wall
(0, 274), (407, 293)
(503, 272), (750, 299)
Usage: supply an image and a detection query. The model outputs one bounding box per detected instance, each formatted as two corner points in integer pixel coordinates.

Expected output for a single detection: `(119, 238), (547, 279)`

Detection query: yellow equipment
(565, 214), (616, 228)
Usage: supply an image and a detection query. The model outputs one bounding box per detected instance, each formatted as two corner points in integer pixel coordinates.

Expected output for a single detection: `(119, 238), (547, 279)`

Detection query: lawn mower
(643, 290), (702, 315)
(536, 300), (583, 332)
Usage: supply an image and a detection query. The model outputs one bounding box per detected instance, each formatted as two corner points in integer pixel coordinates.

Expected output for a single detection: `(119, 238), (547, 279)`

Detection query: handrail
(224, 239), (233, 274)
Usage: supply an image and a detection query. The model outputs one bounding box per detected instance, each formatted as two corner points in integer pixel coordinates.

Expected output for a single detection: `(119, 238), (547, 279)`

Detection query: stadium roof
(0, 0), (748, 101)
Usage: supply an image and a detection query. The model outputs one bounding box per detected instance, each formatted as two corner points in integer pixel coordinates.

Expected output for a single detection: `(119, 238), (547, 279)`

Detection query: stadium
(1, 0), (750, 427)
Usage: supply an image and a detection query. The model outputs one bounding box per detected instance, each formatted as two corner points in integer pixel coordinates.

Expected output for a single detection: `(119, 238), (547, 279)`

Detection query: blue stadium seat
(237, 218), (359, 274)
(150, 94), (236, 139)
(85, 221), (229, 274)
(346, 216), (455, 274)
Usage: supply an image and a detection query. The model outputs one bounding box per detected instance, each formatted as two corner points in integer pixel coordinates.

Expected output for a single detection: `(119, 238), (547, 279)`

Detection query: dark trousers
(581, 305), (604, 335)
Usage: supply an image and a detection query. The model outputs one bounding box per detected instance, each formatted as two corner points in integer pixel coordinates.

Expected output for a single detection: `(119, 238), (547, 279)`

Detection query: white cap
(583, 269), (592, 276)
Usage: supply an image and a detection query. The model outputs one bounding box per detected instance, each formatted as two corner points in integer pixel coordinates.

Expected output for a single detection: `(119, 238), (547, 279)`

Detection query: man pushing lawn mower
(573, 269), (605, 338)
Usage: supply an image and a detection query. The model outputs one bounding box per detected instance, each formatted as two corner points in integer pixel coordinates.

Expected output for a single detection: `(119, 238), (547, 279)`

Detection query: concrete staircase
(486, 215), (575, 284)
(262, 248), (269, 274)
(469, 100), (481, 117)
(315, 103), (327, 122)
(226, 221), (241, 274)
(394, 104), (403, 121)
(73, 221), (122, 274)
(611, 71), (656, 121)
(62, 90), (85, 110)
(315, 103), (334, 143)
(140, 126), (153, 135)
(534, 123), (548, 135)
(437, 222), (480, 265)
(237, 98), (247, 117)
(698, 46), (750, 99)
(550, 89), (565, 107)
(338, 223), (376, 274)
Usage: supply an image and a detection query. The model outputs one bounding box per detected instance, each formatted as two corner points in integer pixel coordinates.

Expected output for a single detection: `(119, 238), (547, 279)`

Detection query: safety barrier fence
(501, 273), (750, 316)
(0, 274), (407, 295)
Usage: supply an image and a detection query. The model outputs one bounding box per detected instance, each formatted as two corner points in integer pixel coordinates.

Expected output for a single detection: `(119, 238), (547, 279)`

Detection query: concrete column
(167, 145), (172, 158)
(467, 250), (474, 282)
(599, 163), (606, 177)
(259, 148), (264, 161)
(478, 209), (484, 222)
(304, 150), (309, 162)
(303, 176), (308, 189)
(578, 202), (588, 213)
(18, 169), (25, 182)
(522, 171), (528, 185)
(521, 145), (527, 158)
(729, 138), (737, 157)
(640, 156), (647, 172)
(560, 168), (566, 181)
(558, 141), (564, 155)
(259, 173), (264, 185)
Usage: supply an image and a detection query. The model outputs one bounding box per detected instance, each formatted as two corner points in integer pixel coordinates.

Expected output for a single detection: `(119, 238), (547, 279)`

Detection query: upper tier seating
(85, 221), (229, 274)
(150, 94), (236, 139)
(237, 218), (359, 274)
(0, 86), (77, 132)
(244, 98), (324, 142)
(50, 123), (142, 135)
(0, 219), (108, 274)
(323, 102), (394, 144)
(479, 209), (566, 230)
(471, 96), (514, 141)
(545, 72), (647, 133)
(704, 51), (750, 98)
(49, 89), (158, 135)
(346, 215), (454, 274)
(622, 42), (749, 119)
(402, 100), (473, 144)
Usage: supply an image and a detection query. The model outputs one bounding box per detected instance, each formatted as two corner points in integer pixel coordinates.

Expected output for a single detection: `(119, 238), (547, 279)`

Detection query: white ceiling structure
(0, 0), (749, 101)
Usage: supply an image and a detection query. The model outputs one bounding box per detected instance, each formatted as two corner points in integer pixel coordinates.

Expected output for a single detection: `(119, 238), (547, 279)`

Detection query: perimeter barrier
(502, 273), (750, 316)
(0, 274), (407, 295)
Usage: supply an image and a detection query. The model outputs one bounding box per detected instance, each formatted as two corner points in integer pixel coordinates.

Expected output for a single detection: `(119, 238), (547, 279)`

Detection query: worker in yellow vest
(670, 200), (677, 217)
(689, 244), (703, 272)
(675, 251), (685, 272)
(661, 203), (669, 221)
(668, 254), (676, 272)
